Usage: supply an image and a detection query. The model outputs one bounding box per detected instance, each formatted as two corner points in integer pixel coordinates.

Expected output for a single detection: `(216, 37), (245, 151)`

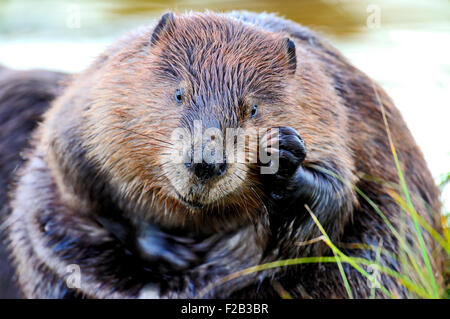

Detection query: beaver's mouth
(175, 192), (206, 210)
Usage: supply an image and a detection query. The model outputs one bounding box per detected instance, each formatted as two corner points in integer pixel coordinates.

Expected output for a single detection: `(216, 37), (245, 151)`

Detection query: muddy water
(0, 0), (449, 209)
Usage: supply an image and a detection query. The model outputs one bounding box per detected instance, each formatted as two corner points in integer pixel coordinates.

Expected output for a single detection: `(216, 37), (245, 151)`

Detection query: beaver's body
(1, 11), (443, 298)
(0, 67), (68, 298)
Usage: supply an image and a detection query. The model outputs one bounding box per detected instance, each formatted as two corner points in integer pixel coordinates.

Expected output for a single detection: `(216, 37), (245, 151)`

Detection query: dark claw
(274, 126), (306, 176)
(261, 126), (307, 202)
(278, 131), (306, 161)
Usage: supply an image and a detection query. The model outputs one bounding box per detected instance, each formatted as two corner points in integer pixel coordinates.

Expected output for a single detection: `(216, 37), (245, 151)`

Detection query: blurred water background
(0, 0), (449, 211)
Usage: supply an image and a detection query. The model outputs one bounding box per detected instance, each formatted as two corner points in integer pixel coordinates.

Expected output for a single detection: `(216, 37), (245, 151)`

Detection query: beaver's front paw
(260, 126), (306, 201)
(136, 224), (199, 272)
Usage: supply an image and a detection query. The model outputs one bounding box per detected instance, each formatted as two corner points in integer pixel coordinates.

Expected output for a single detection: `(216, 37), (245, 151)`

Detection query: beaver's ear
(150, 12), (175, 45)
(282, 37), (297, 74)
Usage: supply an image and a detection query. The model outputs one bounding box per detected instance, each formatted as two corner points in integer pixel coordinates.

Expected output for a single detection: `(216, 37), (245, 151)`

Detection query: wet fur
(2, 12), (444, 298)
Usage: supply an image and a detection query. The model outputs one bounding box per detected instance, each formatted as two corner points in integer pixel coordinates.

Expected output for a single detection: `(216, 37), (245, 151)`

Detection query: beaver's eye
(174, 89), (183, 104)
(250, 104), (258, 119)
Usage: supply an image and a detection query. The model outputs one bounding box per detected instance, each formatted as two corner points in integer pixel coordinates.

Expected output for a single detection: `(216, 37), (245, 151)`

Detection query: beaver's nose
(186, 161), (227, 182)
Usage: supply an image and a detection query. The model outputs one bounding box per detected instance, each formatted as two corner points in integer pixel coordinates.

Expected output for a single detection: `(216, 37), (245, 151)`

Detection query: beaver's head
(79, 12), (298, 226)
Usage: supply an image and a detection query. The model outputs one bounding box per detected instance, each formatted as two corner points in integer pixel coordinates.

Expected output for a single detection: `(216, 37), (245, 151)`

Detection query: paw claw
(260, 126), (307, 202)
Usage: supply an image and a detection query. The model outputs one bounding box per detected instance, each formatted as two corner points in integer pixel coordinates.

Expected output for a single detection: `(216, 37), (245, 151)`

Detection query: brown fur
(0, 67), (68, 298)
(3, 11), (444, 298)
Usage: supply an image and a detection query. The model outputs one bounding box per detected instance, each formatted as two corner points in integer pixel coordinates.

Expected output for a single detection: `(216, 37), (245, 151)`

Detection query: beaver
(2, 11), (443, 298)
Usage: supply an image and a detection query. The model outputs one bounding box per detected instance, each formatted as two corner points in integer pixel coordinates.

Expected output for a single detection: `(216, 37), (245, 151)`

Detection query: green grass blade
(374, 83), (439, 298)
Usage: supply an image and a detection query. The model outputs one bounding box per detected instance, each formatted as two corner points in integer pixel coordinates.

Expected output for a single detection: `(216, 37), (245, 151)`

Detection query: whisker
(112, 126), (174, 146)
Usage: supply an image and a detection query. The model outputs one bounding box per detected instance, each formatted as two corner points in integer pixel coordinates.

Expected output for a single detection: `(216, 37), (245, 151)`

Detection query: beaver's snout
(185, 161), (227, 182)
(182, 125), (228, 182)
